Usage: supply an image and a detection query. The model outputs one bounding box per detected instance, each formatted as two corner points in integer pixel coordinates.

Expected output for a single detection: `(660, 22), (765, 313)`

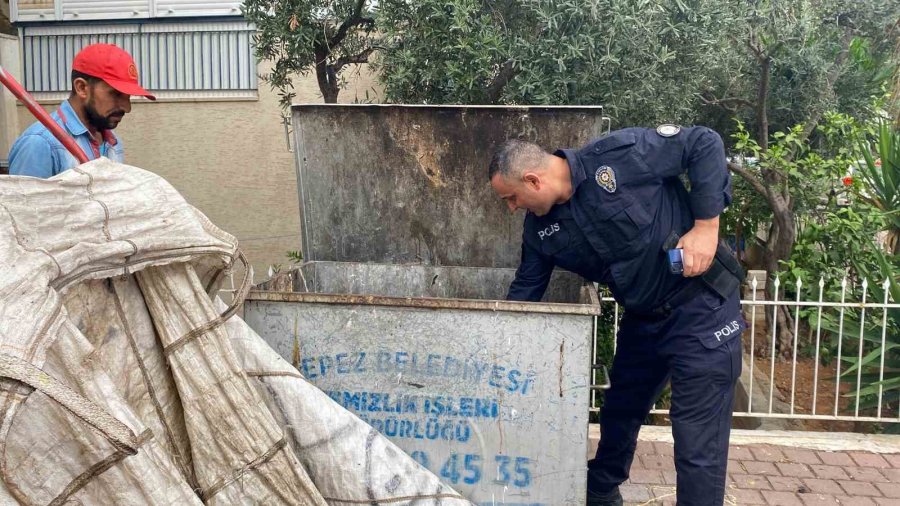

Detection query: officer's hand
(676, 217), (719, 277)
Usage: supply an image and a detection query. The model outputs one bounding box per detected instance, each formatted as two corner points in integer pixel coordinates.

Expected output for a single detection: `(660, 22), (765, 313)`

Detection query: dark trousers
(587, 289), (744, 506)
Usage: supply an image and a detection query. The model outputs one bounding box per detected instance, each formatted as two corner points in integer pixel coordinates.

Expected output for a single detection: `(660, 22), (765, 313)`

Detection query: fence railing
(590, 276), (900, 424)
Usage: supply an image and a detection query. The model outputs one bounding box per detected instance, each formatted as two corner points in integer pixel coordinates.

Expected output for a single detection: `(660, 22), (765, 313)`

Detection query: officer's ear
(522, 172), (541, 190)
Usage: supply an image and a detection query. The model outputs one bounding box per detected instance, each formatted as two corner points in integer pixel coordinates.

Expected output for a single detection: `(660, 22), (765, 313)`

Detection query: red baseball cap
(72, 43), (156, 100)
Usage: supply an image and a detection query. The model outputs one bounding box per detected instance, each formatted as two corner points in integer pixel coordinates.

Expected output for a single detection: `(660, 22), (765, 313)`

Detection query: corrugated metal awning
(20, 20), (257, 95)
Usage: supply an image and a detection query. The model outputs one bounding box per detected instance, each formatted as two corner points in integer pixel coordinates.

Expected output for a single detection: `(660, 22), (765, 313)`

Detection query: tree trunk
(321, 84), (339, 104)
(485, 60), (518, 104)
(314, 66), (340, 103)
(761, 204), (797, 357)
(756, 56), (771, 152)
(313, 47), (340, 104)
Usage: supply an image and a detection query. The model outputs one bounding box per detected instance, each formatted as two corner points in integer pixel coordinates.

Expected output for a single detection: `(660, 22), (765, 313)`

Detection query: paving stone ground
(587, 433), (900, 505)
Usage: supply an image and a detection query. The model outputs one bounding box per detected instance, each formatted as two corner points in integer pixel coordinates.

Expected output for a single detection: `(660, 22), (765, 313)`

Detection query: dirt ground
(751, 355), (857, 431)
(743, 319), (889, 433)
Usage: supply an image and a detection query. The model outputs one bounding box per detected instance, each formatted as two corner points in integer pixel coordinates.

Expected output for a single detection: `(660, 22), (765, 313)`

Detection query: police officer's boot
(586, 486), (623, 506)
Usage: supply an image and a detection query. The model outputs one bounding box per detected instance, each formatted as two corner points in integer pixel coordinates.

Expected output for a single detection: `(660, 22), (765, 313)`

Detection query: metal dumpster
(244, 104), (607, 505)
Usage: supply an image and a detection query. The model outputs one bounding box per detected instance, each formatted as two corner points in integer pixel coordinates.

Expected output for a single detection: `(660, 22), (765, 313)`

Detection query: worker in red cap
(8, 43), (155, 178)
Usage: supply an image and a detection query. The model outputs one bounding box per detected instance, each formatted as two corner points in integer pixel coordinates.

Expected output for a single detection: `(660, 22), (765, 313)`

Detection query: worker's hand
(676, 217), (719, 277)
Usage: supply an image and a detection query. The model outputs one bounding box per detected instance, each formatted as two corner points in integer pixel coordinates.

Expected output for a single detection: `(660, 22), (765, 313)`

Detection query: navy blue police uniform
(506, 126), (745, 505)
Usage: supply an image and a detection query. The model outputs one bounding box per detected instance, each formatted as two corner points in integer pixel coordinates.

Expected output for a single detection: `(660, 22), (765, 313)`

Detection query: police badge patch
(656, 124), (681, 137)
(595, 166), (617, 193)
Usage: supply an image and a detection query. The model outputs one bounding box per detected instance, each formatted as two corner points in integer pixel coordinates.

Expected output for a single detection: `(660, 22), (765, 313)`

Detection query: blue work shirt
(8, 99), (124, 178)
(507, 126), (731, 312)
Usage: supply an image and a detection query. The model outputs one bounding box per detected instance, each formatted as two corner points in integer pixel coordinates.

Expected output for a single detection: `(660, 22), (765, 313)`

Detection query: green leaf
(840, 343), (900, 376)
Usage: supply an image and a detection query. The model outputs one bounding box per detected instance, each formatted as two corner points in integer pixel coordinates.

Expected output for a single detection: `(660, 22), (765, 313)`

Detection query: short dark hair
(487, 139), (548, 181)
(70, 69), (101, 94)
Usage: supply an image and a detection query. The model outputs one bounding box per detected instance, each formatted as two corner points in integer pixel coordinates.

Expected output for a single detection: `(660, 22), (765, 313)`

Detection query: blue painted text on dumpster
(407, 449), (535, 490)
(325, 390), (504, 443)
(326, 390), (500, 418)
(303, 351), (537, 395)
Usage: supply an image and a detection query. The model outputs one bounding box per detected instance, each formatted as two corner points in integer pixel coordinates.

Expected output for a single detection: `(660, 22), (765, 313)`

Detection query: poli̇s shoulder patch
(656, 124), (681, 137)
(595, 165), (617, 193)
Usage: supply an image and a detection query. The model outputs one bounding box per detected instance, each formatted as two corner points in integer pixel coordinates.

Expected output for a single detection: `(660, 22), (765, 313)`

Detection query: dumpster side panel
(293, 105), (606, 268)
(244, 300), (591, 505)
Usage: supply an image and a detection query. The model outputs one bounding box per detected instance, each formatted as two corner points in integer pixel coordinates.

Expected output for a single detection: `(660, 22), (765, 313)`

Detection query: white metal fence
(590, 276), (900, 424)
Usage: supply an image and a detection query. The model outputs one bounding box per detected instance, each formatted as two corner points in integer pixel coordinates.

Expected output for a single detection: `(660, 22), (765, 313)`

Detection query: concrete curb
(589, 423), (900, 453)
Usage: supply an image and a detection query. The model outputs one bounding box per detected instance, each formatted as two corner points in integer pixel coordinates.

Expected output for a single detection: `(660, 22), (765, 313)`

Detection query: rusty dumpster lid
(291, 104), (608, 268)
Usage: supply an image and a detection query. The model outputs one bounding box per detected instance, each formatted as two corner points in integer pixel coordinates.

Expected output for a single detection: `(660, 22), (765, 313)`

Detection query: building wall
(0, 33), (20, 168)
(13, 64), (383, 277)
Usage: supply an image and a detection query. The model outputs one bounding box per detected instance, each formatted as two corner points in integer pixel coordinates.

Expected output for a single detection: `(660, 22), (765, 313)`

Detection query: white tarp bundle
(0, 159), (471, 505)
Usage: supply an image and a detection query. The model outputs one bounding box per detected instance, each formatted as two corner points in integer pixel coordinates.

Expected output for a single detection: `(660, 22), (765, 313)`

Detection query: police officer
(488, 126), (745, 506)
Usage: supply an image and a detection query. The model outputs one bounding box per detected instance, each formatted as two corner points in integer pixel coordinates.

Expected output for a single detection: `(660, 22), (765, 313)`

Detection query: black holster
(701, 241), (746, 299)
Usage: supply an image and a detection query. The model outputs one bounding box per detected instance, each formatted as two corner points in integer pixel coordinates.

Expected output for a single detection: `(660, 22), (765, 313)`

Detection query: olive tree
(242, 0), (379, 105)
(376, 0), (898, 354)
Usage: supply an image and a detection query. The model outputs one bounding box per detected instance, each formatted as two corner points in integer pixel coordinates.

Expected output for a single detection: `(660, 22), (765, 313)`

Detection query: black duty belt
(637, 279), (707, 319)
(632, 238), (746, 320)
